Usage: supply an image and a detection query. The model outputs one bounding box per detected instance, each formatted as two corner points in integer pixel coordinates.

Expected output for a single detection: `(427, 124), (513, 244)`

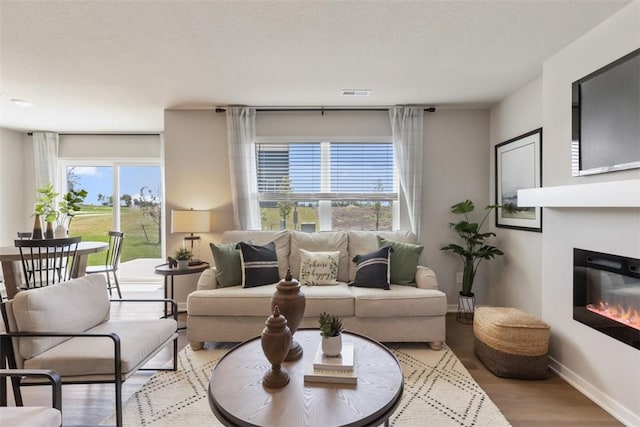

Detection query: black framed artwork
(495, 128), (542, 232)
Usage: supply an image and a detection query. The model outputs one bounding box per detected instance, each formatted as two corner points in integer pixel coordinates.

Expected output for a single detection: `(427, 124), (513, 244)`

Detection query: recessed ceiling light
(341, 89), (371, 96)
(11, 98), (34, 107)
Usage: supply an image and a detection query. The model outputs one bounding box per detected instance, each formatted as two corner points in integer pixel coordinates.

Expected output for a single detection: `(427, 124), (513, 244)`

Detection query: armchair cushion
(23, 319), (177, 377)
(12, 275), (110, 360)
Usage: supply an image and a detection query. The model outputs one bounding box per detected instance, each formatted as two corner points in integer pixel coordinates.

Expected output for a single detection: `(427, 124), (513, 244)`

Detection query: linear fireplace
(573, 248), (640, 350)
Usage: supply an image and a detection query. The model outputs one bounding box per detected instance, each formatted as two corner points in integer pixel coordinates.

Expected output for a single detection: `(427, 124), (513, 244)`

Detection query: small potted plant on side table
(319, 311), (343, 356)
(174, 247), (193, 270)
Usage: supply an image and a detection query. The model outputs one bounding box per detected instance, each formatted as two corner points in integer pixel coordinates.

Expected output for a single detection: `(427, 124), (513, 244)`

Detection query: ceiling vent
(340, 89), (370, 96)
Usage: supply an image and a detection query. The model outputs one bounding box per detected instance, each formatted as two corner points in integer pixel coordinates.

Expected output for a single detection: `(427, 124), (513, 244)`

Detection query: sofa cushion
(300, 283), (355, 317)
(209, 242), (242, 287)
(290, 231), (349, 282)
(237, 241), (280, 288)
(377, 236), (424, 285)
(348, 230), (417, 281)
(12, 275), (111, 360)
(299, 249), (340, 286)
(23, 318), (177, 377)
(187, 283), (355, 318)
(222, 230), (290, 279)
(351, 246), (393, 290)
(350, 285), (447, 318)
(188, 284), (277, 317)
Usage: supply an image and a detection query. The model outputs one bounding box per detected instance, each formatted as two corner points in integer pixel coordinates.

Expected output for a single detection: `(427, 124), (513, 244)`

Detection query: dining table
(0, 240), (109, 300)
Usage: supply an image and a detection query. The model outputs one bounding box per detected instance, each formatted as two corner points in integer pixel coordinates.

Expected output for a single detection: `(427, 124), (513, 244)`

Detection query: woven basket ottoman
(473, 306), (550, 379)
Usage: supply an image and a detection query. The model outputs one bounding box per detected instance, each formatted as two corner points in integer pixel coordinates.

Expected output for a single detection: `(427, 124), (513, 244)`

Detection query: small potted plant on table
(319, 311), (343, 356)
(174, 247), (193, 270)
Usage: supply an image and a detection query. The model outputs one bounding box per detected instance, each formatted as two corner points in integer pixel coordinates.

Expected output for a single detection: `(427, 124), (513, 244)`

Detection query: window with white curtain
(255, 138), (397, 231)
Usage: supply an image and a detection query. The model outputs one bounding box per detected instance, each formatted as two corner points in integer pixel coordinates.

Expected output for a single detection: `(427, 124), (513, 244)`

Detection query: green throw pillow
(377, 236), (424, 286)
(209, 242), (242, 288)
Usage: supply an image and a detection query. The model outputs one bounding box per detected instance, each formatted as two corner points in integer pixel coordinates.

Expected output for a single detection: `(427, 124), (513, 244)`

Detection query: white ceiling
(0, 0), (632, 133)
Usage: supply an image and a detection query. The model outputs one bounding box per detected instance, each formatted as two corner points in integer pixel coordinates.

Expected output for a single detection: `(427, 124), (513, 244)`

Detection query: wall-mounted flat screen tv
(572, 48), (640, 176)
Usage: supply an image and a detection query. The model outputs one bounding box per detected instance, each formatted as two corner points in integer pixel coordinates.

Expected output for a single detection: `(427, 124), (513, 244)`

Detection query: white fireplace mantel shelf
(517, 179), (640, 208)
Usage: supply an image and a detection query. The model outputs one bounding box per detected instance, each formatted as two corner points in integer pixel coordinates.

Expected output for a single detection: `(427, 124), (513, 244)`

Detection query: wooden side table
(208, 329), (403, 427)
(154, 262), (209, 329)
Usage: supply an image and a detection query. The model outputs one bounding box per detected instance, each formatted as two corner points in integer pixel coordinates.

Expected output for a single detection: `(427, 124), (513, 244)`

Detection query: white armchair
(0, 274), (178, 427)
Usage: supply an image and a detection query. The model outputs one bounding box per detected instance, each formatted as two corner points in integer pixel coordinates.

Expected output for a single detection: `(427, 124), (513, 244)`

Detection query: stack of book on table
(304, 342), (357, 384)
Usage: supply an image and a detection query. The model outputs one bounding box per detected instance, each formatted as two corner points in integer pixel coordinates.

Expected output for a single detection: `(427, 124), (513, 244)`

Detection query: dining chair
(14, 237), (82, 290)
(86, 231), (125, 298)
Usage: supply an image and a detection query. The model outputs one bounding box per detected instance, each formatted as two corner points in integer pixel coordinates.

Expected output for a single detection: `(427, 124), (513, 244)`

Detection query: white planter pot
(321, 335), (342, 357)
(54, 225), (68, 238)
(177, 260), (189, 270)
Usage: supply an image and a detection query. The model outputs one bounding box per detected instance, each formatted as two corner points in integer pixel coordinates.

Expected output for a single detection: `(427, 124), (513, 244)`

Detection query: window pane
(256, 141), (396, 231)
(260, 201), (318, 232)
(65, 166), (113, 265)
(332, 200), (393, 231)
(120, 166), (162, 261)
(331, 144), (395, 193)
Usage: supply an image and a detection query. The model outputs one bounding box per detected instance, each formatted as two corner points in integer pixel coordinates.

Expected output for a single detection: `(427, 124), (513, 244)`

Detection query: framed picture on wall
(495, 128), (542, 232)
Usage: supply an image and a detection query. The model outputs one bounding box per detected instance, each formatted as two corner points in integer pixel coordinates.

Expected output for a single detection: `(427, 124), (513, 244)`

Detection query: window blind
(256, 142), (397, 202)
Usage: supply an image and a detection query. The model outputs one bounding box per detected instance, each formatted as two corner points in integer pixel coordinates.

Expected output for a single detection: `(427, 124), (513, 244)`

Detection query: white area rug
(103, 344), (511, 426)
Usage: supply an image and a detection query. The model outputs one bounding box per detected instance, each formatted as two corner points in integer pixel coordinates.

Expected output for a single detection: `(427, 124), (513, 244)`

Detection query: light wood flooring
(3, 287), (623, 426)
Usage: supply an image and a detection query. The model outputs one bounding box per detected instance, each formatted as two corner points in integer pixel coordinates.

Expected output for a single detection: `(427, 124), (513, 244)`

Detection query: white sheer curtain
(32, 131), (59, 190)
(226, 107), (261, 230)
(389, 107), (424, 239)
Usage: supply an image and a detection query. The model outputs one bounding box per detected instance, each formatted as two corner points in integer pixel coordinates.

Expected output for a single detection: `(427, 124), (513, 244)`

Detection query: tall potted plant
(441, 200), (504, 320)
(34, 183), (59, 239)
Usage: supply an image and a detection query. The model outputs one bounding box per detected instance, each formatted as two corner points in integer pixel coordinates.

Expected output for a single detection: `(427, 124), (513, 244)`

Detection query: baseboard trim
(548, 356), (639, 426)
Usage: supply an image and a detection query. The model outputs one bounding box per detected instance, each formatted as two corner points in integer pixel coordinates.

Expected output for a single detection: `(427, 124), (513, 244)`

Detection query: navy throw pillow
(350, 246), (393, 290)
(236, 241), (280, 288)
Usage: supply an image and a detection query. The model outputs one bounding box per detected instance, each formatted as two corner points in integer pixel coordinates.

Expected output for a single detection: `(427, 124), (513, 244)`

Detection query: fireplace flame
(586, 302), (640, 332)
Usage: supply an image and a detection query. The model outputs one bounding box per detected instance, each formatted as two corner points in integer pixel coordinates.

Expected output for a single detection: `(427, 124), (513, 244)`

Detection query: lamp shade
(171, 209), (211, 233)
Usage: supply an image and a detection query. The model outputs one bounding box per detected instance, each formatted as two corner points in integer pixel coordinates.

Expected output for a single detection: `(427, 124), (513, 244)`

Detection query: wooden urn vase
(271, 269), (306, 361)
(260, 306), (291, 388)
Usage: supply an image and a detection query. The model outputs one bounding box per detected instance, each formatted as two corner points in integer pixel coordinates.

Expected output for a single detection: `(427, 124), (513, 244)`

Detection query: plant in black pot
(441, 200), (504, 322)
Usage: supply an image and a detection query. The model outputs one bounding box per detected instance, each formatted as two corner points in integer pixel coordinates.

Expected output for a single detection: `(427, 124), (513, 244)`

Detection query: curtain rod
(215, 106), (436, 113)
(27, 132), (160, 136)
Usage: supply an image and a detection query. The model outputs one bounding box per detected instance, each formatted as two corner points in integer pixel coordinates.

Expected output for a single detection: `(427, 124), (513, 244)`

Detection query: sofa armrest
(415, 265), (439, 290)
(197, 268), (219, 290)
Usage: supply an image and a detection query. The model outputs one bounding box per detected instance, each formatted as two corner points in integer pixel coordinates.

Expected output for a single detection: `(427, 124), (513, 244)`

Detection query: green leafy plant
(34, 183), (59, 223)
(441, 200), (504, 296)
(57, 188), (88, 228)
(318, 312), (343, 337)
(174, 247), (193, 261)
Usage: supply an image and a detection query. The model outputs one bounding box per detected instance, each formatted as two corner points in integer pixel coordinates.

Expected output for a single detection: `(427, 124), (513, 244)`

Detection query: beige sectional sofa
(187, 230), (447, 350)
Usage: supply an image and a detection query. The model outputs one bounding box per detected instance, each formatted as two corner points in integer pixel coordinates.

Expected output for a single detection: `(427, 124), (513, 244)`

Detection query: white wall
(164, 109), (233, 305)
(488, 78), (543, 315)
(491, 2), (640, 424)
(423, 109), (492, 307)
(0, 128), (28, 246)
(163, 108), (492, 308)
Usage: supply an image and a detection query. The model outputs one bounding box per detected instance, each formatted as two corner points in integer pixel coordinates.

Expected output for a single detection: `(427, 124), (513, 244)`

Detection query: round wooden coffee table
(208, 329), (403, 427)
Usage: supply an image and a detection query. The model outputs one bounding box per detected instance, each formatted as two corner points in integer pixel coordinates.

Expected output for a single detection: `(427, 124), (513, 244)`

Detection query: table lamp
(171, 209), (211, 263)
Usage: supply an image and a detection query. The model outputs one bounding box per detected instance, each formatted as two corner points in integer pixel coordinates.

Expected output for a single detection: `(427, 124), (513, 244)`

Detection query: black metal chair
(14, 237), (82, 290)
(85, 231), (125, 298)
